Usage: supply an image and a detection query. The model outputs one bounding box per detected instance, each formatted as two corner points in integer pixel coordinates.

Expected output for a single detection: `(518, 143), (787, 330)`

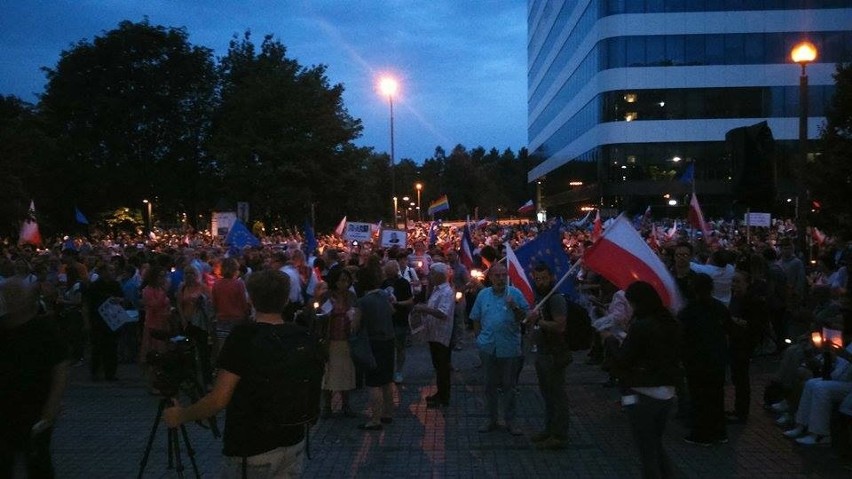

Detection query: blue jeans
(480, 352), (521, 423)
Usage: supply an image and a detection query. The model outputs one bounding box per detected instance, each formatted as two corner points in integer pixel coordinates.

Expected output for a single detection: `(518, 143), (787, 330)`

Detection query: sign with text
(744, 212), (771, 228)
(344, 222), (373, 242)
(380, 229), (407, 248)
(211, 211), (237, 237)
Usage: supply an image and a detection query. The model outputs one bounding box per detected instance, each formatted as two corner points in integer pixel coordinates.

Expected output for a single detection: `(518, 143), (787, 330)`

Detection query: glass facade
(527, 0), (852, 211)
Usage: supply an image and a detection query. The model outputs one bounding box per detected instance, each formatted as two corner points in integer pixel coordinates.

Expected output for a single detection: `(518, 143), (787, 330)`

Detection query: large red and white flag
(504, 242), (535, 306)
(583, 214), (683, 311)
(333, 216), (347, 237)
(591, 209), (602, 242)
(517, 199), (535, 215)
(19, 200), (42, 247)
(688, 193), (710, 242)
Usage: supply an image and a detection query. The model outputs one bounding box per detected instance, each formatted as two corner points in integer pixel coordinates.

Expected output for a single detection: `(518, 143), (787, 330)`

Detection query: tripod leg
(179, 424), (201, 479)
(136, 399), (167, 479)
(171, 428), (185, 479)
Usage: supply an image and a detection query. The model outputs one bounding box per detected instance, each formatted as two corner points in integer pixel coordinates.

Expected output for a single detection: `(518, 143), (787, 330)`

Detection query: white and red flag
(811, 227), (826, 246)
(460, 221), (476, 269)
(591, 209), (602, 242)
(517, 200), (535, 215)
(19, 200), (42, 247)
(334, 216), (347, 237)
(688, 193), (710, 242)
(504, 242), (535, 306)
(665, 220), (679, 241)
(583, 214), (683, 311)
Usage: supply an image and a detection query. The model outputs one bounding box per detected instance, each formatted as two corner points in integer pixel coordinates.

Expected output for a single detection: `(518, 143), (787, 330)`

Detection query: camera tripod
(136, 397), (200, 479)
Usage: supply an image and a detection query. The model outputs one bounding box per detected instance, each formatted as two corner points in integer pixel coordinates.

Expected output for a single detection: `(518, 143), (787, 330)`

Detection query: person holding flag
(469, 263), (529, 436)
(523, 263), (571, 450)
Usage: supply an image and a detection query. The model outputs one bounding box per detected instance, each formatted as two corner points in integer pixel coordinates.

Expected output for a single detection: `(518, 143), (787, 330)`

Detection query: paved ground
(46, 331), (852, 478)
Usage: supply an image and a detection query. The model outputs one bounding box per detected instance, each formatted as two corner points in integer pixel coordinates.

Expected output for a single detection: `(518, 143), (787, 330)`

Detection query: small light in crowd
(663, 193), (670, 199)
(416, 261), (423, 268)
(672, 156), (681, 163)
(784, 338), (793, 344)
(569, 181), (584, 186)
(787, 198), (793, 203)
(659, 101), (665, 107)
(313, 302), (320, 310)
(624, 93), (637, 103)
(668, 199), (678, 206)
(811, 331), (822, 348)
(621, 165), (627, 169)
(810, 260), (817, 265)
(471, 269), (484, 280)
(170, 267), (176, 273)
(455, 291), (463, 302)
(624, 112), (637, 121)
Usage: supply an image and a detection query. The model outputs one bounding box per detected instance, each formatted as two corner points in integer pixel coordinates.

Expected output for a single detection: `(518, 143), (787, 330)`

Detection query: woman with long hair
(177, 266), (213, 387)
(140, 266), (171, 392)
(604, 281), (682, 479)
(320, 267), (358, 418)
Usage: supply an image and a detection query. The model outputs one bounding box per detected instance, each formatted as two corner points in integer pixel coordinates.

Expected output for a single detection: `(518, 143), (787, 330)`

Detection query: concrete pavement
(48, 331), (851, 478)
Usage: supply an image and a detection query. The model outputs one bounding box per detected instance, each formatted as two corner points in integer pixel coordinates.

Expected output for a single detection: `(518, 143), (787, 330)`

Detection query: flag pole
(532, 259), (583, 311)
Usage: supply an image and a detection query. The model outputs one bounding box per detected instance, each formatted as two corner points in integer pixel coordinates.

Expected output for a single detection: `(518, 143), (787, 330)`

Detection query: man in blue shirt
(470, 262), (529, 435)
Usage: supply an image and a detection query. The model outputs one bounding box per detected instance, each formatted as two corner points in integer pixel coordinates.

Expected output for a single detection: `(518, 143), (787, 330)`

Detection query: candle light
(811, 331), (823, 348)
(417, 261), (423, 268)
(455, 291), (463, 302)
(313, 301), (320, 310)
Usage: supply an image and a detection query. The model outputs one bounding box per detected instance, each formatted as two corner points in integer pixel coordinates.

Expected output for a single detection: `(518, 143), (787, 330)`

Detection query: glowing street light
(791, 40), (817, 256)
(415, 182), (423, 222)
(379, 76), (399, 227)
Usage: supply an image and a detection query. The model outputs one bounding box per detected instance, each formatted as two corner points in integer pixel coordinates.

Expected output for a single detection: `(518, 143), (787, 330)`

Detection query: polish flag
(460, 222), (476, 269)
(583, 214), (683, 311)
(665, 220), (678, 241)
(19, 200), (42, 247)
(517, 200), (535, 215)
(648, 225), (660, 251)
(688, 193), (710, 242)
(334, 215), (347, 237)
(591, 209), (602, 242)
(504, 242), (535, 306)
(811, 227), (826, 246)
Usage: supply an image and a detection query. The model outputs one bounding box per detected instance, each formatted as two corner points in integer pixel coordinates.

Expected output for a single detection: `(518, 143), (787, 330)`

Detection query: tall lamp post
(380, 76), (398, 227)
(402, 196), (410, 229)
(415, 182), (423, 223)
(143, 199), (152, 234)
(791, 41), (817, 257)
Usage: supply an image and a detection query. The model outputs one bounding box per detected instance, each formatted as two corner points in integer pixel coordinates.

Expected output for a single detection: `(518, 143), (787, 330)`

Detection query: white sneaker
(783, 425), (806, 438)
(393, 372), (404, 383)
(770, 400), (790, 413)
(795, 434), (831, 446)
(775, 413), (793, 427)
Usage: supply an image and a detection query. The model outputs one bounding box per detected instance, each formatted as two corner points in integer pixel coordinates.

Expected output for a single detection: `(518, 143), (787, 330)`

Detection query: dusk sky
(0, 0), (528, 163)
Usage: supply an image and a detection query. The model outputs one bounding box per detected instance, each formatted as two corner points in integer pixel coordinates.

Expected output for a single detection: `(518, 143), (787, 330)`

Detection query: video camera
(146, 332), (198, 398)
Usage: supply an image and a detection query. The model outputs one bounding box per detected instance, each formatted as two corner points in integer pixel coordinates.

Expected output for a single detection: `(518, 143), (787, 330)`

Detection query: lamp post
(379, 76), (398, 227)
(791, 41), (817, 257)
(143, 199), (152, 234)
(402, 196), (410, 230)
(415, 182), (423, 222)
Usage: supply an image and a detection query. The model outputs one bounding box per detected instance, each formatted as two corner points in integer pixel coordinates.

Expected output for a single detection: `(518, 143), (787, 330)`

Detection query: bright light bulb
(379, 76), (398, 96)
(791, 42), (817, 64)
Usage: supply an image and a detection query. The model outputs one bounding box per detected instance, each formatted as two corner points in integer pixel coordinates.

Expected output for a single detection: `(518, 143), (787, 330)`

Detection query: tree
(809, 63), (852, 238)
(210, 31), (364, 228)
(0, 96), (58, 236)
(40, 19), (217, 226)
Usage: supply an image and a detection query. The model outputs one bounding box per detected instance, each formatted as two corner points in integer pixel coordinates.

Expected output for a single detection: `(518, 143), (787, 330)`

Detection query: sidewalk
(50, 332), (851, 478)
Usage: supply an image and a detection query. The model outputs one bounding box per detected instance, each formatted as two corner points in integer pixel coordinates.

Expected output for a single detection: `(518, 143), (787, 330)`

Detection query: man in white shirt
(413, 263), (455, 408)
(690, 250), (735, 307)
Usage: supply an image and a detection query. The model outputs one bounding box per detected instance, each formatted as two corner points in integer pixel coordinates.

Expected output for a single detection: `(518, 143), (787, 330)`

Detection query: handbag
(348, 327), (376, 370)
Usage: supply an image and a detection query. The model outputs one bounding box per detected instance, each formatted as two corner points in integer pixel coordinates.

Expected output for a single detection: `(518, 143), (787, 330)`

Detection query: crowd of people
(1, 214), (851, 477)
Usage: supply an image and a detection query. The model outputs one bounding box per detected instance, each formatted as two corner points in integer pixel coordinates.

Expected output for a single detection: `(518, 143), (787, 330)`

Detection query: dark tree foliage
(209, 31), (363, 229)
(39, 19), (217, 228)
(809, 63), (852, 238)
(0, 96), (58, 236)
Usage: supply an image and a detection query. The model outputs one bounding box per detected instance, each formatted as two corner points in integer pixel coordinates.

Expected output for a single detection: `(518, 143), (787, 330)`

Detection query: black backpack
(248, 323), (325, 432)
(564, 296), (594, 351)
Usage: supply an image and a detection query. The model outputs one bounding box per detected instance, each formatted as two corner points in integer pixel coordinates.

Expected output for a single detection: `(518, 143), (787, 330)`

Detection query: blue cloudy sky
(0, 0), (528, 162)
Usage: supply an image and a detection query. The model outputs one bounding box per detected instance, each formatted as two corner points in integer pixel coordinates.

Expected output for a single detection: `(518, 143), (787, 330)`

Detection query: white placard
(380, 229), (406, 248)
(344, 222), (372, 242)
(744, 212), (771, 228)
(211, 211), (237, 238)
(98, 300), (136, 332)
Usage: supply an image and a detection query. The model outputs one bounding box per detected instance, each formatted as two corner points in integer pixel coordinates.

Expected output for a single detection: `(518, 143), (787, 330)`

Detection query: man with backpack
(524, 263), (571, 450)
(164, 269), (324, 478)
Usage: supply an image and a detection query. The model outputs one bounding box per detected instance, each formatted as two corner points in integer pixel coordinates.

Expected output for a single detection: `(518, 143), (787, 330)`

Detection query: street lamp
(415, 182), (423, 222)
(402, 196), (410, 229)
(791, 40), (817, 256)
(142, 199), (152, 234)
(379, 76), (399, 227)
